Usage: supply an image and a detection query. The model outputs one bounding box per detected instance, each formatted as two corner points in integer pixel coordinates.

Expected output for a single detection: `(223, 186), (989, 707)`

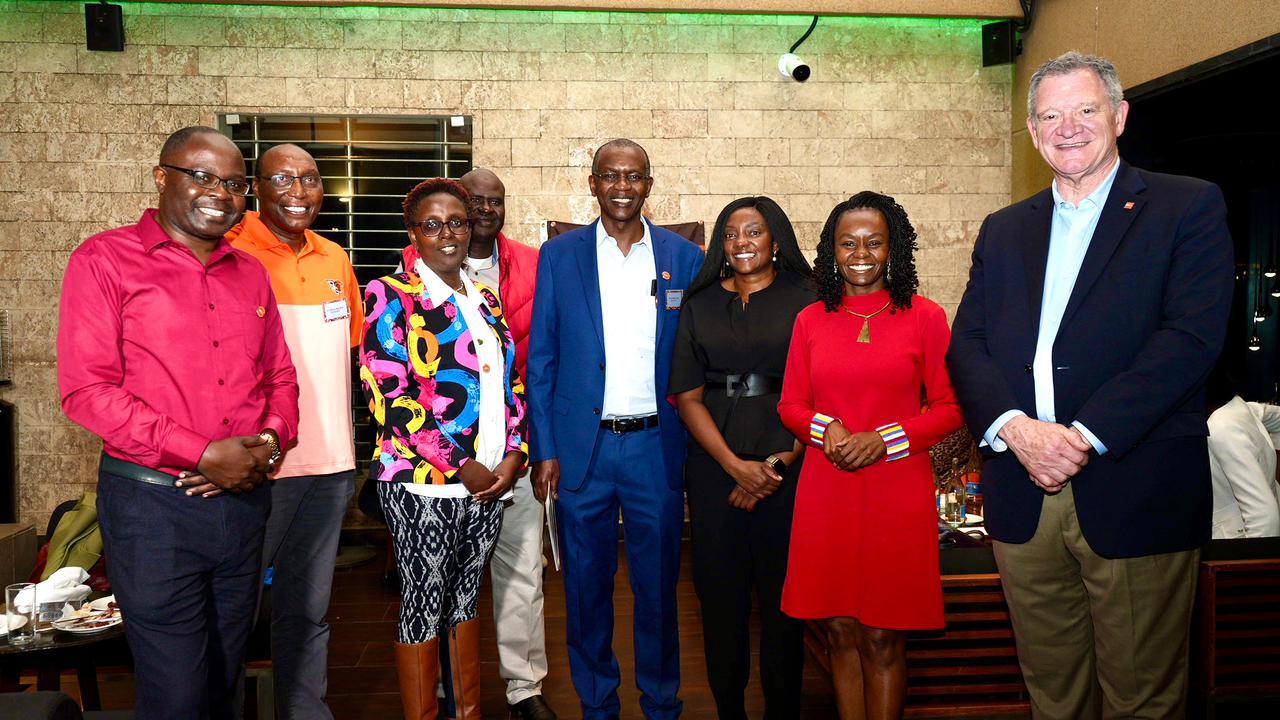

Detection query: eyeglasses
(592, 171), (650, 185)
(259, 173), (323, 190)
(410, 218), (473, 238)
(160, 164), (251, 197)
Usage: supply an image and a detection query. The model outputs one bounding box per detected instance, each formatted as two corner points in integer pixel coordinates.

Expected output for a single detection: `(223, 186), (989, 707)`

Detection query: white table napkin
(13, 567), (91, 608)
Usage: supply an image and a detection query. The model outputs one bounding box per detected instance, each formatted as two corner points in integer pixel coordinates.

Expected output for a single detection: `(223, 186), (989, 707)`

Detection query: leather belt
(600, 415), (659, 434)
(100, 454), (181, 489)
(705, 373), (784, 398)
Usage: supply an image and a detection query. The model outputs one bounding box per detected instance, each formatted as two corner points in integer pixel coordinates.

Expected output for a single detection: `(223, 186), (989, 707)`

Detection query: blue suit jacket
(526, 219), (705, 492)
(946, 162), (1234, 558)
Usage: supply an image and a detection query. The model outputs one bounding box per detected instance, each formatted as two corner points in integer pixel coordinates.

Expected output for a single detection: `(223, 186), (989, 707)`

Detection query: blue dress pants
(97, 471), (269, 720)
(557, 427), (684, 720)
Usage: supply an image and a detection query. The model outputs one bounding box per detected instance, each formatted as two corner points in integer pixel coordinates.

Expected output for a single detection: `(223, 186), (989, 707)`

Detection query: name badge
(322, 299), (350, 322)
(664, 289), (684, 310)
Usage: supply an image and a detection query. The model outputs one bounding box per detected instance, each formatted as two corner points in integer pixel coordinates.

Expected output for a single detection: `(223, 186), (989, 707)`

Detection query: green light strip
(22, 1), (986, 27)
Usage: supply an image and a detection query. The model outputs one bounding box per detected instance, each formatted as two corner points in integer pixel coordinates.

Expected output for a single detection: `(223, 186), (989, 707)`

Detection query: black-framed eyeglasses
(410, 218), (473, 238)
(160, 164), (251, 196)
(259, 173), (323, 190)
(592, 171), (650, 185)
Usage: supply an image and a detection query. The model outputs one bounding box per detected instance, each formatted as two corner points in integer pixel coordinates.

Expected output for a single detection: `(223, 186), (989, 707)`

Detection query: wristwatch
(765, 455), (787, 475)
(259, 431), (281, 469)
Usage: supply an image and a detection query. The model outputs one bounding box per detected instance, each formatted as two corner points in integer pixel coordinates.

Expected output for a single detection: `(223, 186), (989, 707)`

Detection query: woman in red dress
(778, 191), (963, 719)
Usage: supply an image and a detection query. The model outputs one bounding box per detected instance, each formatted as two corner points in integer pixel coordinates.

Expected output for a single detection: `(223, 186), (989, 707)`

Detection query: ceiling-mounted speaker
(982, 20), (1017, 67)
(85, 2), (125, 52)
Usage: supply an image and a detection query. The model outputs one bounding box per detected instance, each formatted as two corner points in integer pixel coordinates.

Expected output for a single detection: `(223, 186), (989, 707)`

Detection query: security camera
(778, 53), (810, 82)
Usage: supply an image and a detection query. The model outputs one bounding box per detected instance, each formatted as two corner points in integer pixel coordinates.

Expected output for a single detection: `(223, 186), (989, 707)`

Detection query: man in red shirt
(57, 126), (299, 720)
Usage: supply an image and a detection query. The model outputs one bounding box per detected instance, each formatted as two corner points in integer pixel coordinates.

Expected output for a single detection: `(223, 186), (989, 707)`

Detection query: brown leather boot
(448, 618), (483, 720)
(395, 639), (442, 720)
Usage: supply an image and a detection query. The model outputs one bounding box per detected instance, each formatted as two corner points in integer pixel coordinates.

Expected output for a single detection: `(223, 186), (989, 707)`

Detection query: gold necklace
(841, 300), (891, 344)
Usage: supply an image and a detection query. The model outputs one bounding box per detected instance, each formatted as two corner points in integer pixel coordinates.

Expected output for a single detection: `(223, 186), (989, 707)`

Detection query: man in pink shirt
(57, 126), (299, 720)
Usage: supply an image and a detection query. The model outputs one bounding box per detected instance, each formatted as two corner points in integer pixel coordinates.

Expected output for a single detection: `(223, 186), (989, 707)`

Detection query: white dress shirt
(984, 159), (1119, 453)
(1207, 396), (1280, 539)
(403, 259), (509, 499)
(466, 243), (501, 297)
(595, 220), (658, 419)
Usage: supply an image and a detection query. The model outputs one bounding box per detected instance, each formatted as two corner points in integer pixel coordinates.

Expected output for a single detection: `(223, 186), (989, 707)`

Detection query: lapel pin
(1123, 201), (1135, 210)
(256, 306), (266, 318)
(661, 271), (670, 280)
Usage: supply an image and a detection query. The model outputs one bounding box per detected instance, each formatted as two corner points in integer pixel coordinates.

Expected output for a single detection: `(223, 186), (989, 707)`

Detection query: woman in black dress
(670, 196), (815, 720)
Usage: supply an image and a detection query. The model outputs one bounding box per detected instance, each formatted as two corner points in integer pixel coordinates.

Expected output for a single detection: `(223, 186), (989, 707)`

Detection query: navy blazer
(526, 218), (705, 493)
(946, 162), (1234, 558)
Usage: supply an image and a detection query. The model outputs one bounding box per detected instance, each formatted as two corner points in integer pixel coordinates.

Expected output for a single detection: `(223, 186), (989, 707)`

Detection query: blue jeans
(97, 470), (270, 720)
(260, 470), (355, 720)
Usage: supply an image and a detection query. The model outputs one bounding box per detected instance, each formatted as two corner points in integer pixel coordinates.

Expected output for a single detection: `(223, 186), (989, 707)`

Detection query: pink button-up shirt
(58, 209), (299, 476)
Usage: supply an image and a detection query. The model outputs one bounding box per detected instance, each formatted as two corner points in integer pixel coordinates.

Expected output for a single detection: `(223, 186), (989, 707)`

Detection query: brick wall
(0, 1), (1010, 529)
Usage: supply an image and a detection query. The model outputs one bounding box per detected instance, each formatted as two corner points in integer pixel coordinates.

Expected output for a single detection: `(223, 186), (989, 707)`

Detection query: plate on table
(51, 600), (122, 634)
(964, 513), (984, 526)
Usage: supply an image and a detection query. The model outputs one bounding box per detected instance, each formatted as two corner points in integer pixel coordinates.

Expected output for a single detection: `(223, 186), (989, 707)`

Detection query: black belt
(100, 454), (181, 489)
(705, 373), (783, 398)
(600, 415), (659, 434)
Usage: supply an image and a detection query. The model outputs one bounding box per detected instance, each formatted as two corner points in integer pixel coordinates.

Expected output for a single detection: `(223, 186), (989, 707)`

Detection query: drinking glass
(5, 582), (36, 646)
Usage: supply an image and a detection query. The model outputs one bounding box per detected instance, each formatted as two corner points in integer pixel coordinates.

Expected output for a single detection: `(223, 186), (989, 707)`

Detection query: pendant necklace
(842, 300), (891, 343)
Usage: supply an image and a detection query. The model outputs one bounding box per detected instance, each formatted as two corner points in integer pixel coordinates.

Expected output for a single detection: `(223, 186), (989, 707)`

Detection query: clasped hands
(175, 434), (276, 498)
(998, 415), (1092, 493)
(726, 448), (802, 512)
(457, 451), (524, 503)
(823, 420), (886, 473)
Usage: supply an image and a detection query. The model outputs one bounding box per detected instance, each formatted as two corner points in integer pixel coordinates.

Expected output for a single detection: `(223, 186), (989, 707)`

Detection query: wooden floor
(82, 537), (844, 718)
(323, 539), (841, 719)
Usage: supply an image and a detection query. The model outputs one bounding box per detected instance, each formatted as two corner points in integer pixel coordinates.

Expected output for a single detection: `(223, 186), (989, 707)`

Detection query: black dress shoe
(509, 695), (558, 720)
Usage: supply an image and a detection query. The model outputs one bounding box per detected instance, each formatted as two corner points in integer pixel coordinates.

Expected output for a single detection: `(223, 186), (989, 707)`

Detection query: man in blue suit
(528, 139), (703, 720)
(947, 52), (1233, 719)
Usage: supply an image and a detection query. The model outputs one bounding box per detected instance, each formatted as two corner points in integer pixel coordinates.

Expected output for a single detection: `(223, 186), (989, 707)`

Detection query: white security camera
(777, 53), (810, 82)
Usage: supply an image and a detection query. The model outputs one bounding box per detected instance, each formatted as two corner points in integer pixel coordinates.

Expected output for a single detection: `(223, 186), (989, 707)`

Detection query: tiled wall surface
(0, 1), (1011, 529)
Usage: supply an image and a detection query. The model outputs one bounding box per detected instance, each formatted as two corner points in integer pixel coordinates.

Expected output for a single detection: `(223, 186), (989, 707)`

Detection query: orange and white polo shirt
(228, 210), (364, 479)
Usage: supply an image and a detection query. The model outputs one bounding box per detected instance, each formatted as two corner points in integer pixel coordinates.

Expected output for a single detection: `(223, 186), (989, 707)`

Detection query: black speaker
(981, 20), (1017, 67)
(85, 2), (125, 52)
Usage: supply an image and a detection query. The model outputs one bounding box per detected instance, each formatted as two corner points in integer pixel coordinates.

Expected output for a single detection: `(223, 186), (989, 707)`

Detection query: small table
(0, 623), (129, 710)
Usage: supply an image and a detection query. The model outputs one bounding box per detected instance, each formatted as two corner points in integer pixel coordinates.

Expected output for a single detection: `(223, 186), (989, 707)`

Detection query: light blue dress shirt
(984, 159), (1120, 454)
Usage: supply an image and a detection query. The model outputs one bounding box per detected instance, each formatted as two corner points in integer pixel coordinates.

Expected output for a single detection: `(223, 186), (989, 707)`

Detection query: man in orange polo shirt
(227, 144), (363, 720)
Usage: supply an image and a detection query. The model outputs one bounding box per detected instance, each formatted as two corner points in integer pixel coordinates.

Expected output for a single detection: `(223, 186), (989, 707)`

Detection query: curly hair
(814, 191), (919, 312)
(402, 177), (471, 228)
(688, 196), (812, 297)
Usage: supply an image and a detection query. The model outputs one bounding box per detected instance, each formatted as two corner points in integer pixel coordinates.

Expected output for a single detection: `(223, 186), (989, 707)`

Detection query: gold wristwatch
(765, 455), (786, 475)
(259, 431), (281, 468)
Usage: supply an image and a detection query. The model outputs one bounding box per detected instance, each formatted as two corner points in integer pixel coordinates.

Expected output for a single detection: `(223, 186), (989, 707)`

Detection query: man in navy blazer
(947, 52), (1233, 719)
(527, 139), (703, 720)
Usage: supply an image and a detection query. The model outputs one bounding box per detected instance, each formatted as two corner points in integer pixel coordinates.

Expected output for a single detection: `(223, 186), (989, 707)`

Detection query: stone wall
(0, 1), (1011, 529)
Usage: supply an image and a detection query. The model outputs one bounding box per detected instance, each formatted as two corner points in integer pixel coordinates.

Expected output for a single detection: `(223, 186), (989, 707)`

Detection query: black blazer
(946, 162), (1234, 558)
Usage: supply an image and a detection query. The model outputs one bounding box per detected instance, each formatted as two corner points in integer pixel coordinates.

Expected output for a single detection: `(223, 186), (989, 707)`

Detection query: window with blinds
(220, 113), (474, 286)
(219, 114), (474, 501)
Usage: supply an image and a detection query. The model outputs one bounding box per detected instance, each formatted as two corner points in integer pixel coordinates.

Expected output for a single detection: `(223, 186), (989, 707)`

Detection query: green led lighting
(42, 2), (988, 28)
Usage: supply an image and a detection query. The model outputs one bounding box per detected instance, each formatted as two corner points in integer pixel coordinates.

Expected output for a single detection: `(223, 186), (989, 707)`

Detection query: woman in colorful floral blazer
(360, 177), (527, 720)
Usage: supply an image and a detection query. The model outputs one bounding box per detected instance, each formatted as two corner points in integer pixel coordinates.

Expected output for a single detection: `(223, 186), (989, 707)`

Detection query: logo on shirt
(326, 279), (343, 295)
